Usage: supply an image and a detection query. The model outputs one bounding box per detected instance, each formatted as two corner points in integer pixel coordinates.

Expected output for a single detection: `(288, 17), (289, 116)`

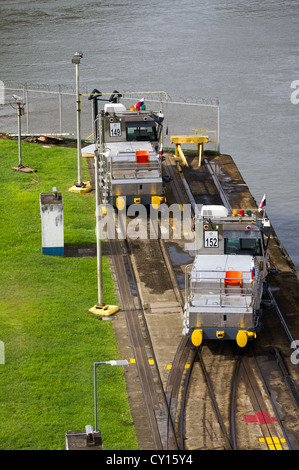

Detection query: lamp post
(17, 101), (24, 167)
(11, 95), (26, 168)
(72, 51), (83, 187)
(11, 95), (36, 173)
(94, 360), (129, 432)
(89, 146), (119, 316)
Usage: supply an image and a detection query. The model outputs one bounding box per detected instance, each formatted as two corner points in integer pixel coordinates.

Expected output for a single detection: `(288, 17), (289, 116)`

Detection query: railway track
(108, 229), (182, 450)
(108, 237), (163, 449)
(176, 342), (297, 450)
(161, 152), (299, 450)
(90, 149), (299, 450)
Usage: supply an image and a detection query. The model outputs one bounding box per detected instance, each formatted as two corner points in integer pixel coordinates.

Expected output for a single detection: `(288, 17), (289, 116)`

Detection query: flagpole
(263, 193), (267, 220)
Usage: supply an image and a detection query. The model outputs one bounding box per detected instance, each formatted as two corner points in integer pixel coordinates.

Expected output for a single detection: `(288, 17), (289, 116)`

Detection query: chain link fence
(0, 81), (220, 151)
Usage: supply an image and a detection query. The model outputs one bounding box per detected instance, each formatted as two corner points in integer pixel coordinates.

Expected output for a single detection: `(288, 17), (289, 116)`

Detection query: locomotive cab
(97, 103), (165, 207)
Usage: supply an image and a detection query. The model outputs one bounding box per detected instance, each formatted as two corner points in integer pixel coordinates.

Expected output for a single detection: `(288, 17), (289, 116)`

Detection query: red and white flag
(158, 143), (163, 159)
(258, 194), (266, 212)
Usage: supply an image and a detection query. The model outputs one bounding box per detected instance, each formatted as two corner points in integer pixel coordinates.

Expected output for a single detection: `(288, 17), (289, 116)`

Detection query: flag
(135, 97), (144, 110)
(258, 194), (266, 212)
(158, 143), (163, 159)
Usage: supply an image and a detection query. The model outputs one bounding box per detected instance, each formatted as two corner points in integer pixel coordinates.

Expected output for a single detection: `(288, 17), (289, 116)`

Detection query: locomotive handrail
(111, 159), (162, 179)
(189, 277), (256, 309)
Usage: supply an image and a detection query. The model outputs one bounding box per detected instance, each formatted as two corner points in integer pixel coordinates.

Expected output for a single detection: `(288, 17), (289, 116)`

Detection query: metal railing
(186, 269), (257, 309)
(2, 82), (220, 150)
(111, 159), (161, 179)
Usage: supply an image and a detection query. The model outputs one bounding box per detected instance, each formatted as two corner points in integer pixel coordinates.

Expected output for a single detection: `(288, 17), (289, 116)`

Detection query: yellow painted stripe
(130, 358), (155, 365)
(259, 436), (285, 450)
(166, 364), (191, 369)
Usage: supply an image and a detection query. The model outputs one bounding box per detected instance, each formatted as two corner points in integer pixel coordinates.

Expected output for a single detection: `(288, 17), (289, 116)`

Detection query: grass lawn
(0, 138), (138, 450)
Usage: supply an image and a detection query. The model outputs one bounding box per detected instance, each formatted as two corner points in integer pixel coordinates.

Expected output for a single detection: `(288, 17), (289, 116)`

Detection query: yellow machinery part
(236, 330), (256, 348)
(116, 196), (125, 211)
(191, 329), (203, 347)
(151, 196), (165, 209)
(216, 331), (225, 339)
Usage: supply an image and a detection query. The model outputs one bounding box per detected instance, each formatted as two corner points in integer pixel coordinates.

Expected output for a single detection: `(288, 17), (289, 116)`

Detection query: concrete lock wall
(40, 193), (64, 256)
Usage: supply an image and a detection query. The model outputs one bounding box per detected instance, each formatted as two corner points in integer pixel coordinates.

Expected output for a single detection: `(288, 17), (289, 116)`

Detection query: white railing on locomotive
(189, 275), (255, 308)
(110, 159), (161, 179)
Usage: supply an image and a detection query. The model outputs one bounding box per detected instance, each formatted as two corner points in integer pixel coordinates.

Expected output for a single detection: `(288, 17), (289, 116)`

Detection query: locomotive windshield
(126, 122), (157, 142)
(224, 237), (262, 256)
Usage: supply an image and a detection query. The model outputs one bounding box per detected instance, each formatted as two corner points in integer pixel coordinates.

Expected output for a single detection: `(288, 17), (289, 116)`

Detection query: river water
(1, 0), (298, 270)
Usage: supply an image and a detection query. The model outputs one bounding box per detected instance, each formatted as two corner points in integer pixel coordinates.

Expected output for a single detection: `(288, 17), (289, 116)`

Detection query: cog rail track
(240, 345), (292, 450)
(108, 237), (164, 449)
(179, 346), (236, 450)
(108, 211), (182, 449)
(100, 150), (299, 449)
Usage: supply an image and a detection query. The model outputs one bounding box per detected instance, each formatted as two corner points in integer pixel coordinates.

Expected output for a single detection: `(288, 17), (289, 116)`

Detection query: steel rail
(267, 286), (299, 357)
(270, 347), (299, 408)
(249, 344), (293, 450)
(178, 346), (197, 450)
(164, 154), (191, 207)
(164, 336), (192, 449)
(204, 158), (232, 211)
(229, 353), (242, 450)
(109, 210), (185, 449)
(197, 348), (234, 450)
(124, 230), (179, 449)
(107, 236), (164, 449)
(88, 155), (166, 448)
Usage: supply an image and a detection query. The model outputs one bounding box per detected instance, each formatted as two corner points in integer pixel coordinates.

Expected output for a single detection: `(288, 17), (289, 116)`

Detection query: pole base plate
(89, 304), (119, 316)
(68, 181), (93, 194)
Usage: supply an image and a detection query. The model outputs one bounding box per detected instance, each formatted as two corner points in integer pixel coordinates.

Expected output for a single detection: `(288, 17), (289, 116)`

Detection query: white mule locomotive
(183, 205), (271, 347)
(96, 101), (165, 208)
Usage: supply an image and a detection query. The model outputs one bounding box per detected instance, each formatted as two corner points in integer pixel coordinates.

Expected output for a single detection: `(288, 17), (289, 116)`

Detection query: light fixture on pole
(69, 52), (92, 194)
(89, 150), (119, 316)
(11, 95), (36, 173)
(94, 360), (129, 432)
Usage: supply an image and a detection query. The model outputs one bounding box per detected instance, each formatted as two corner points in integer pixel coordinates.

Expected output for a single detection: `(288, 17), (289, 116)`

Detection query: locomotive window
(225, 238), (262, 256)
(126, 124), (157, 142)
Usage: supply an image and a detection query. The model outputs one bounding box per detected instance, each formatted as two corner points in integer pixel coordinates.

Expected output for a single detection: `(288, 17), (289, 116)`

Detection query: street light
(94, 360), (129, 432)
(11, 95), (36, 173)
(72, 51), (83, 188)
(69, 52), (92, 194)
(88, 151), (119, 316)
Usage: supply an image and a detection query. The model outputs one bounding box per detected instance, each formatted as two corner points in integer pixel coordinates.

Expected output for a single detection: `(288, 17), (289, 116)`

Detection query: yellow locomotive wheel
(236, 330), (257, 347)
(191, 329), (203, 347)
(116, 197), (125, 211)
(236, 330), (248, 348)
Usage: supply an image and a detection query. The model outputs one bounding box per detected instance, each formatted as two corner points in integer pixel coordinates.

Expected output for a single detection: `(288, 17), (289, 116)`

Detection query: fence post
(59, 85), (62, 135)
(24, 83), (29, 135)
(217, 105), (220, 153)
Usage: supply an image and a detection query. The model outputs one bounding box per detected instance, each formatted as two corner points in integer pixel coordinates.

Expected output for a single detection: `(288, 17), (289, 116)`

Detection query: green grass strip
(0, 139), (138, 450)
